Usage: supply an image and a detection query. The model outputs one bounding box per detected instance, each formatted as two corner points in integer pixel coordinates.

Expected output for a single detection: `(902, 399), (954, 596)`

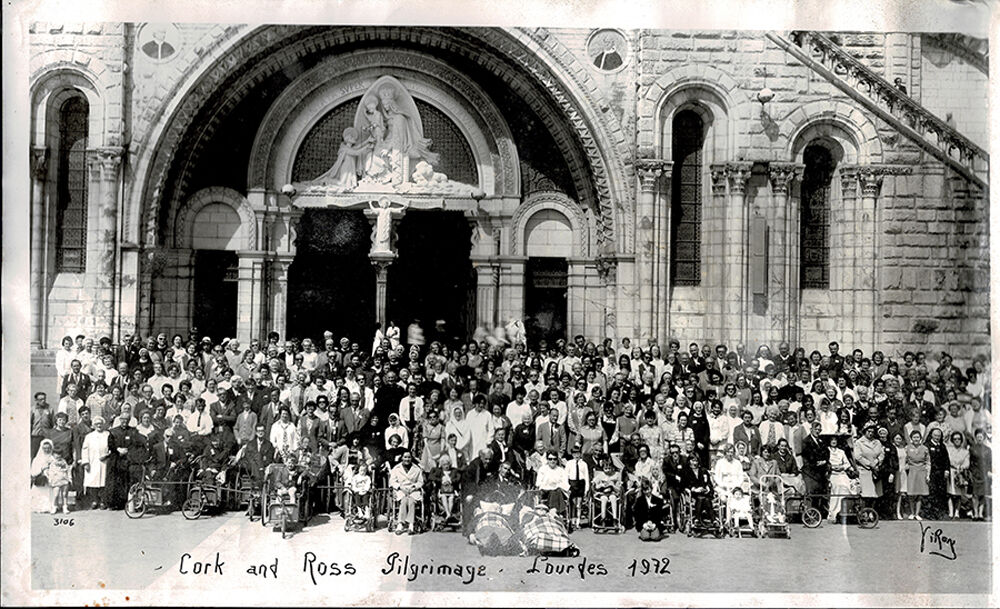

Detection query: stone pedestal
(370, 252), (396, 330)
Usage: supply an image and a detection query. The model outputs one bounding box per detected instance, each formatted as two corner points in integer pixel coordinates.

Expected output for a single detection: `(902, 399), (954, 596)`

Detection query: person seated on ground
(265, 451), (297, 505)
(632, 479), (666, 541)
(389, 451), (424, 535)
(345, 460), (373, 523)
(683, 453), (715, 525)
(592, 458), (623, 526)
(535, 450), (569, 515)
(727, 486), (754, 533)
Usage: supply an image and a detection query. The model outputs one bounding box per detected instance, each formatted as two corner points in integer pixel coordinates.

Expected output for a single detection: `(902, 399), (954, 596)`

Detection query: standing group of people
(30, 329), (992, 536)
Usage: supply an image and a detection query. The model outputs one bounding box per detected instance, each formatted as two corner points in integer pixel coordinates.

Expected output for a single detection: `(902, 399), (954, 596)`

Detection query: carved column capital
(31, 146), (49, 181)
(595, 256), (618, 284)
(710, 163), (729, 196)
(768, 162), (804, 195)
(87, 146), (124, 175)
(726, 162), (753, 195)
(636, 158), (672, 191)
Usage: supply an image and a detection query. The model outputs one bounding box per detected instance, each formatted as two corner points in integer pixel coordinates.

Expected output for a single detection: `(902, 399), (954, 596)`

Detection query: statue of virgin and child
(311, 76), (439, 190)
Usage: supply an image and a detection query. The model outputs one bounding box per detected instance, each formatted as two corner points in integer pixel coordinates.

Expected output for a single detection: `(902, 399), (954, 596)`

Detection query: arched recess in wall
(174, 186), (257, 251)
(510, 191), (590, 258)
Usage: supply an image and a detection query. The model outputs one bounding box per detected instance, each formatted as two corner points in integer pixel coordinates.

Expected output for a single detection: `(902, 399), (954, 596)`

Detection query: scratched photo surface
(3, 0), (996, 607)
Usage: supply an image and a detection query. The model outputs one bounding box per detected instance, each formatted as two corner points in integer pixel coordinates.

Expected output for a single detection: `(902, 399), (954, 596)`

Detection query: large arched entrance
(387, 211), (474, 346)
(286, 210), (375, 344)
(135, 26), (625, 343)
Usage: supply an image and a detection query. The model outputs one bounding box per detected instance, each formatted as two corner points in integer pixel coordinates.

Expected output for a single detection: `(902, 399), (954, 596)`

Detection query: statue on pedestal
(368, 197), (408, 254)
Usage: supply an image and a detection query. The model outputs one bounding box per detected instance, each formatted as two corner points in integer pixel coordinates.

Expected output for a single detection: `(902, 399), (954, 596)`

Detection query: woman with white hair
(80, 416), (111, 509)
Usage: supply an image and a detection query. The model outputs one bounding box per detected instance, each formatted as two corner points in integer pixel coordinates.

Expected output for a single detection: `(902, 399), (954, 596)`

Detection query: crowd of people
(29, 327), (992, 540)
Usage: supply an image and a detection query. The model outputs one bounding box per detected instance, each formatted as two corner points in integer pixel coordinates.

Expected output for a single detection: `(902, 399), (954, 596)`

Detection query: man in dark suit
(731, 409), (762, 456)
(801, 422), (829, 512)
(487, 428), (515, 473)
(242, 423), (275, 485)
(259, 388), (284, 436)
(340, 394), (369, 436)
(681, 453), (714, 525)
(61, 359), (93, 399)
(536, 408), (568, 457)
(374, 371), (405, 431)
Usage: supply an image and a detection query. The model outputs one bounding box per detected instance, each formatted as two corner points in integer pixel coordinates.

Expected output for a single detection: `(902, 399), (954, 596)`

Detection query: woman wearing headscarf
(445, 405), (473, 463)
(80, 416), (111, 509)
(31, 439), (56, 512)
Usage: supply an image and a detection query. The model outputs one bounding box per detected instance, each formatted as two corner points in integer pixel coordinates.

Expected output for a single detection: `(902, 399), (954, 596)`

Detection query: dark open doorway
(387, 210), (474, 346)
(287, 210), (375, 345)
(193, 250), (238, 340)
(525, 257), (568, 347)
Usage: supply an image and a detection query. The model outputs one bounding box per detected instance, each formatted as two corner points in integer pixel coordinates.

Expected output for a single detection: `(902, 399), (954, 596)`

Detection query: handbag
(32, 474), (49, 487)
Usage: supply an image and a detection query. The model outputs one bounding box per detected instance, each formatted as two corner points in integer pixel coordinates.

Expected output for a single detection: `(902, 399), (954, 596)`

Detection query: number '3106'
(627, 558), (670, 576)
(53, 518), (75, 527)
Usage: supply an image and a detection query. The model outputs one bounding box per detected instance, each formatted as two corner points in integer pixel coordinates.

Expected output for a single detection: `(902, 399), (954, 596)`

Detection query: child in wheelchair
(726, 486), (754, 535)
(592, 458), (623, 528)
(345, 460), (374, 526)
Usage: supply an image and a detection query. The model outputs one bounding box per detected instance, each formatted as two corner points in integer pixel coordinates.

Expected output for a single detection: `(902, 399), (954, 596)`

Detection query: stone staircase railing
(768, 31), (988, 189)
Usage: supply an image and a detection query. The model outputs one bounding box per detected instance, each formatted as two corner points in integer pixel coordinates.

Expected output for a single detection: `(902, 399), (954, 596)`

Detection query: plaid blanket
(522, 510), (571, 553)
(474, 511), (518, 555)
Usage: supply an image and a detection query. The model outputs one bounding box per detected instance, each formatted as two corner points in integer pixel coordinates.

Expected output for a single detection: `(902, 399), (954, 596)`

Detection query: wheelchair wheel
(182, 490), (204, 520)
(260, 482), (270, 527)
(125, 484), (146, 519)
(802, 506), (823, 528)
(858, 507), (879, 529)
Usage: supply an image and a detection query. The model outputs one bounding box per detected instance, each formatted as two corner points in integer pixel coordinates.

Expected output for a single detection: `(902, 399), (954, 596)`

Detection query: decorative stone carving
(768, 162), (804, 195)
(31, 146), (49, 181)
(635, 158), (670, 191)
(726, 162), (753, 195)
(139, 26), (625, 255)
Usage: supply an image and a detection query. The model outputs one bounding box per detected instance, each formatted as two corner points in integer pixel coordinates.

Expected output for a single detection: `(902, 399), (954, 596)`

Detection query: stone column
(30, 146), (49, 348)
(236, 251), (267, 343)
(857, 168), (883, 352)
(90, 147), (123, 338)
(370, 255), (394, 330)
(723, 162), (752, 346)
(768, 162), (804, 344)
(635, 159), (666, 342)
(471, 259), (498, 330)
(655, 161), (674, 345)
(269, 255), (295, 341)
(566, 259), (588, 337)
(708, 164), (729, 343)
(838, 166), (860, 346)
(596, 256), (618, 341)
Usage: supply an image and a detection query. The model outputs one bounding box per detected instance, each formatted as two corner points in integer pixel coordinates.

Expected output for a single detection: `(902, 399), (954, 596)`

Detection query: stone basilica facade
(28, 24), (989, 356)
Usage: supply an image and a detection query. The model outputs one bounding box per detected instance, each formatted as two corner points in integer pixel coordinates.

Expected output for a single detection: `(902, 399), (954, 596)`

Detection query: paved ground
(31, 508), (992, 598)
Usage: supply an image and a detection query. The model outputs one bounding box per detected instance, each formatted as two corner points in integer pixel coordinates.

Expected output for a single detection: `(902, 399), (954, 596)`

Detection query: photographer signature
(919, 523), (957, 561)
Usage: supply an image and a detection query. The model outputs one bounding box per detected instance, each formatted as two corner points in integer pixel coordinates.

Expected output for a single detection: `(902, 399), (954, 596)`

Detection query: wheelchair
(342, 486), (377, 532)
(261, 478), (303, 539)
(387, 487), (428, 534)
(589, 489), (626, 534)
(182, 457), (239, 520)
(680, 489), (725, 538)
(124, 460), (192, 519)
(235, 467), (262, 521)
(428, 486), (463, 532)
